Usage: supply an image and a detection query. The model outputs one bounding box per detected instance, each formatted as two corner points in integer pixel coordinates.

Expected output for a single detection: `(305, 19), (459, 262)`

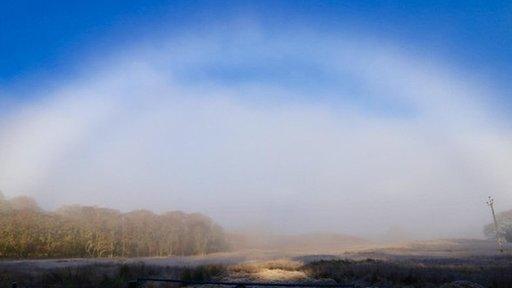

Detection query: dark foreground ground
(1, 239), (511, 288)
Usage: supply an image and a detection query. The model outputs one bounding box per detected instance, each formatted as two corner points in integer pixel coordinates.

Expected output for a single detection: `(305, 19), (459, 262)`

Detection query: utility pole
(486, 196), (504, 253)
(122, 215), (126, 257)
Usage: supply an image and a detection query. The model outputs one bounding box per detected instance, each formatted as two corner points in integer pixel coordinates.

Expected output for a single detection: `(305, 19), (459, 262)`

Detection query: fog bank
(1, 26), (511, 240)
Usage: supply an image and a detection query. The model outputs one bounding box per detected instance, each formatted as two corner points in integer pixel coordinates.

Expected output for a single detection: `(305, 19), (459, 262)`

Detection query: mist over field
(1, 18), (512, 242)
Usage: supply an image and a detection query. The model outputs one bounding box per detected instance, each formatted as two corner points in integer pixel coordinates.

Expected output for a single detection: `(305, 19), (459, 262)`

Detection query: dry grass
(303, 256), (512, 288)
(253, 269), (306, 281)
(1, 256), (511, 288)
(229, 259), (302, 274)
(228, 259), (305, 282)
(1, 240), (511, 287)
(0, 262), (172, 288)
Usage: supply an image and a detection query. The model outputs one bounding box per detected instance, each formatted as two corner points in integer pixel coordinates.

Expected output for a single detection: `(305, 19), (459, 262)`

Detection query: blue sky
(2, 1), (511, 99)
(1, 1), (512, 238)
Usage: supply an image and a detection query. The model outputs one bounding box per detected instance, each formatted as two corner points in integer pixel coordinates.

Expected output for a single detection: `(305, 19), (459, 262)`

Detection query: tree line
(0, 192), (229, 258)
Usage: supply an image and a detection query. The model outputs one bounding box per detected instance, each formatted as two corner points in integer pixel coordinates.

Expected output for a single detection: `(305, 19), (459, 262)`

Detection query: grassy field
(1, 239), (511, 287)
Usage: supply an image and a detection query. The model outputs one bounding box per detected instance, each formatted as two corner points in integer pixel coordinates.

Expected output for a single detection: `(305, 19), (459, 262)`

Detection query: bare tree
(0, 195), (229, 258)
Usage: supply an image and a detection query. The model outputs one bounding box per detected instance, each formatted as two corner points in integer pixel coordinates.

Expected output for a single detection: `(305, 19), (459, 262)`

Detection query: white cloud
(1, 28), (511, 239)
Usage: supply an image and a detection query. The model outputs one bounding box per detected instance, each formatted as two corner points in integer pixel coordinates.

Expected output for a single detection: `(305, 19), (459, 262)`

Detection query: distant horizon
(0, 191), (492, 242)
